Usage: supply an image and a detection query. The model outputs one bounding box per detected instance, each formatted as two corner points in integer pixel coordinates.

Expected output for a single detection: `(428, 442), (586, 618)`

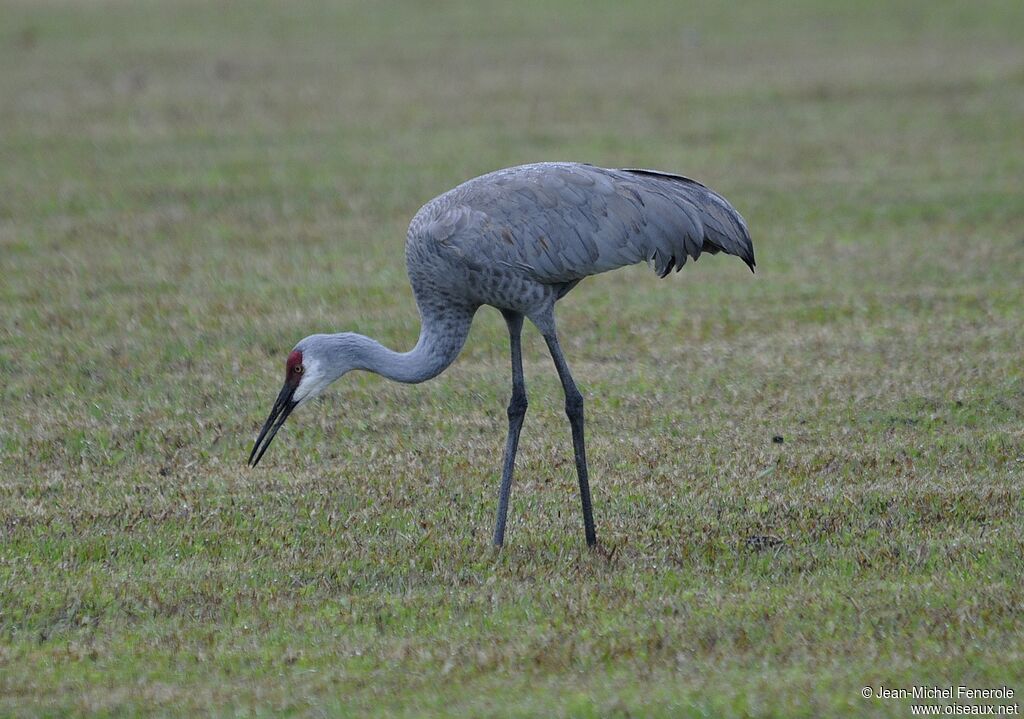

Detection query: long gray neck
(332, 308), (474, 385)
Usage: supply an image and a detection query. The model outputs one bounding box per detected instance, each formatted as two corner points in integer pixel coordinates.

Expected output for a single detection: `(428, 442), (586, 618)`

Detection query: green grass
(2, 0), (1023, 715)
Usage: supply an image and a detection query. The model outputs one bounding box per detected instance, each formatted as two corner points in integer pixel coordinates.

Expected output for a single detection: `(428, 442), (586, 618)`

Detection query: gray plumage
(250, 162), (754, 548)
(409, 162), (753, 287)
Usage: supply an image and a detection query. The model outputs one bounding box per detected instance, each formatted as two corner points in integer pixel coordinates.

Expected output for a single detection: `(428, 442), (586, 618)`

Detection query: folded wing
(416, 162), (754, 284)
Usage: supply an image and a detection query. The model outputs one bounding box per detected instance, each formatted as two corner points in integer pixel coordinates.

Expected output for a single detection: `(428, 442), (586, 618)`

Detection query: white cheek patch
(293, 358), (325, 405)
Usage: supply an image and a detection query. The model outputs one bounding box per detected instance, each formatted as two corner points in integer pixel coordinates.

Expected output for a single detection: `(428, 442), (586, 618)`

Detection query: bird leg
(542, 330), (598, 547)
(493, 311), (528, 547)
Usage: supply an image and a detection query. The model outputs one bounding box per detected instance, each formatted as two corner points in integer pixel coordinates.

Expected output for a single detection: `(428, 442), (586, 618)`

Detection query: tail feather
(621, 168), (756, 274)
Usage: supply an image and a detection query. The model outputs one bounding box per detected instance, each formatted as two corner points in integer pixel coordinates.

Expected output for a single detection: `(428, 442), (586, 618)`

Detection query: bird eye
(294, 365), (303, 374)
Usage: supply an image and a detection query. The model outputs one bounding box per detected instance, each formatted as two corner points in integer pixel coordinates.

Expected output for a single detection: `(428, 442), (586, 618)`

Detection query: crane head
(249, 336), (349, 467)
(248, 348), (306, 467)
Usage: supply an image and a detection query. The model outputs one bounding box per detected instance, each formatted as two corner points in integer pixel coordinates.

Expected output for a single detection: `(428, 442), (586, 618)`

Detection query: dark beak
(248, 382), (299, 467)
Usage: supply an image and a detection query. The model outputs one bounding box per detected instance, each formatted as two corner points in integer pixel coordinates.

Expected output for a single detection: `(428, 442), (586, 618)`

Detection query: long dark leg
(542, 329), (597, 547)
(493, 311), (528, 547)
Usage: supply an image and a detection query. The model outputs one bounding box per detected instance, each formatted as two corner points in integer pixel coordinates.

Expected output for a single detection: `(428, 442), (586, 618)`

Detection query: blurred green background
(1, 1), (1022, 716)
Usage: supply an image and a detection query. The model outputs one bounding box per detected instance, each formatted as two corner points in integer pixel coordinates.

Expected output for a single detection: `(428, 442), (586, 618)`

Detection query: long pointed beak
(248, 382), (299, 467)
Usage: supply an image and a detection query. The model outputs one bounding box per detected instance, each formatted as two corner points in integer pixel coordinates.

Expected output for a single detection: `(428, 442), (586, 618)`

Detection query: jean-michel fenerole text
(872, 685), (1015, 701)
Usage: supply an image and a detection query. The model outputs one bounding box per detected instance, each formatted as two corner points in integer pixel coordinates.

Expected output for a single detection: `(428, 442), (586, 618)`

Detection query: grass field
(2, 1), (1023, 716)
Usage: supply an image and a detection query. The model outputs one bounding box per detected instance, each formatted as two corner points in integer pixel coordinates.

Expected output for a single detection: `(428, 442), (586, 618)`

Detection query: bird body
(250, 162), (754, 547)
(406, 161), (752, 315)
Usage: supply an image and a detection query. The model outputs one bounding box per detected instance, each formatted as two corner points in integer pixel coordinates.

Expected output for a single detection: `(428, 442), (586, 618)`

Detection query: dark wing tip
(658, 256), (677, 278)
(734, 215), (756, 273)
(619, 167), (709, 190)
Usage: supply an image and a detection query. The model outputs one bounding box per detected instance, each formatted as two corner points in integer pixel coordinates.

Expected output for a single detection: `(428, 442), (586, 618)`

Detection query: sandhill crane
(249, 162), (754, 547)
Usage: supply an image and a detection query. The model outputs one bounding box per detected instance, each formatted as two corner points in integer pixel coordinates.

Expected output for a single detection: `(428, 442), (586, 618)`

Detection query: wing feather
(411, 162), (754, 285)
